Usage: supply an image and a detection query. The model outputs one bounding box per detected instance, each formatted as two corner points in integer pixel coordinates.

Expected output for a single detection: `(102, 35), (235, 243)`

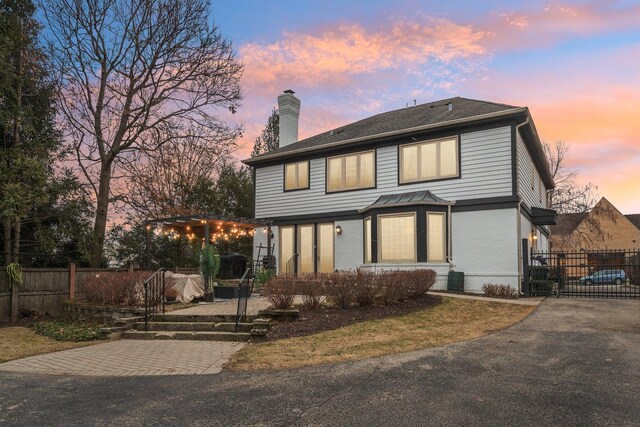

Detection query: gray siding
(517, 129), (547, 209)
(255, 126), (513, 218)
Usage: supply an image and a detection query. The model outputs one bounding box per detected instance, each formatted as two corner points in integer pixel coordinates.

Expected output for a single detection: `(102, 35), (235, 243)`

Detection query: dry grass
(0, 327), (98, 363)
(226, 297), (534, 372)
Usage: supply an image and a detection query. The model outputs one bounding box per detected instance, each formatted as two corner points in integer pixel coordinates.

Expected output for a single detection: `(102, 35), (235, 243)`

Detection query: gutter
(243, 107), (528, 165)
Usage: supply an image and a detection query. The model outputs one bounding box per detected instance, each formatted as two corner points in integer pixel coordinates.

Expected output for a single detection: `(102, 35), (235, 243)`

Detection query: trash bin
(447, 271), (465, 292)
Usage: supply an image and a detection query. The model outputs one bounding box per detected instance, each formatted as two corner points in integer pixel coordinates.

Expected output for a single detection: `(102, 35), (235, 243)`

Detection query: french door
(278, 223), (334, 273)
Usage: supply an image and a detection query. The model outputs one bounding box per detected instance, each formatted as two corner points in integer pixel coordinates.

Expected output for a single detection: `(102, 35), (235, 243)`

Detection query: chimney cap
(283, 89), (295, 94)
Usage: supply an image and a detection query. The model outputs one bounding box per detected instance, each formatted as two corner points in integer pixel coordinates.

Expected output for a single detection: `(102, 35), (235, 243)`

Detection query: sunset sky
(212, 0), (640, 214)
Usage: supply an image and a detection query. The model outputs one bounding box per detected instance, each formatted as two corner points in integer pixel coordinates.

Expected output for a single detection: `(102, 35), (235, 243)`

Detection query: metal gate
(527, 249), (640, 299)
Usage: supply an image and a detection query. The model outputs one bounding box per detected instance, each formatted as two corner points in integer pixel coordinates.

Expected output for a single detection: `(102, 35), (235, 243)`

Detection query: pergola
(143, 214), (272, 269)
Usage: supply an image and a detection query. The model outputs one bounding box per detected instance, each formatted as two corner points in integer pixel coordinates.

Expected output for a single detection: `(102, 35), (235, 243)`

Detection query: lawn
(226, 297), (535, 371)
(0, 326), (99, 364)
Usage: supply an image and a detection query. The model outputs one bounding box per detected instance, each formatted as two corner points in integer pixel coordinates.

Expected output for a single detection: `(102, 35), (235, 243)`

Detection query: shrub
(297, 274), (324, 309)
(325, 272), (356, 308)
(83, 271), (151, 307)
(255, 268), (276, 286)
(264, 275), (297, 309)
(481, 284), (517, 299)
(406, 269), (437, 297)
(354, 270), (381, 307)
(34, 320), (106, 342)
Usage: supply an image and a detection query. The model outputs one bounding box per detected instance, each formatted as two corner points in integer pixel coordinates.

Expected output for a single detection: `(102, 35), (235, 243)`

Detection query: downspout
(515, 117), (530, 295)
(447, 204), (453, 271)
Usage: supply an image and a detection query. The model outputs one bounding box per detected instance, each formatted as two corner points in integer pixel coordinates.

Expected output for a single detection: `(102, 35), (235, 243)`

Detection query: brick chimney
(277, 90), (301, 147)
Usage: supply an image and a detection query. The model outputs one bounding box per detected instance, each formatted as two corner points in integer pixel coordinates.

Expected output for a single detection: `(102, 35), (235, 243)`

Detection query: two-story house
(243, 91), (557, 293)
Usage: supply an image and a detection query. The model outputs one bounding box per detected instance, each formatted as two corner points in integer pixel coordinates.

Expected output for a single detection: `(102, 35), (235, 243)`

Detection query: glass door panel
(279, 226), (295, 273)
(317, 223), (335, 273)
(297, 224), (315, 273)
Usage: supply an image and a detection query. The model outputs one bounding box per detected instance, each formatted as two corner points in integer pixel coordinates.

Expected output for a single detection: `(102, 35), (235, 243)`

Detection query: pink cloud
(487, 2), (640, 50)
(239, 19), (488, 92)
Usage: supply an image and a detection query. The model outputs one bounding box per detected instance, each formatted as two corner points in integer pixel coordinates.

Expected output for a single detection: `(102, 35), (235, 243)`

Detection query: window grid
(400, 137), (458, 184)
(427, 212), (446, 262)
(327, 150), (375, 192)
(284, 161), (309, 191)
(378, 213), (416, 263)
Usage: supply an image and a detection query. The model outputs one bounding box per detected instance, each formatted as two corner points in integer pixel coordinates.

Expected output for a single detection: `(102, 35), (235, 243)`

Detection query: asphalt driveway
(0, 298), (638, 426)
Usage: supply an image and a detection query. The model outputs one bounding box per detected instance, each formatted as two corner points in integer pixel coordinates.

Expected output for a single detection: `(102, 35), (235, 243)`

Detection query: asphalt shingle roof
(247, 97), (520, 161)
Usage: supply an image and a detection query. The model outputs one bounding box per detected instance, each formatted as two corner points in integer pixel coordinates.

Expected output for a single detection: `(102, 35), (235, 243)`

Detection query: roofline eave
(243, 107), (528, 166)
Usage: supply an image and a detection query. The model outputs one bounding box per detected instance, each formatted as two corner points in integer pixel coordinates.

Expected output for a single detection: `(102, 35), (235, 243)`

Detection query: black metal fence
(143, 268), (167, 331)
(235, 268), (252, 332)
(527, 249), (640, 299)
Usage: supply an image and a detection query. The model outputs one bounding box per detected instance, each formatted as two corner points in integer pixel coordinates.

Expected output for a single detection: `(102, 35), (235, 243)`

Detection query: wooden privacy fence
(0, 265), (135, 322)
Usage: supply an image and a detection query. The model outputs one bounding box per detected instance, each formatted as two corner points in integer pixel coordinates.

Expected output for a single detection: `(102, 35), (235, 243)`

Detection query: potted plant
(200, 245), (220, 302)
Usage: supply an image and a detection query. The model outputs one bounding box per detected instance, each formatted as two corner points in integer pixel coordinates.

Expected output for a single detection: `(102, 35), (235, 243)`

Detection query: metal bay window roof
(359, 190), (453, 213)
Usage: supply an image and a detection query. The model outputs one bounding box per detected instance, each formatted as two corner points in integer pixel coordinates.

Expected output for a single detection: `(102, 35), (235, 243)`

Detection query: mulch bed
(266, 295), (442, 341)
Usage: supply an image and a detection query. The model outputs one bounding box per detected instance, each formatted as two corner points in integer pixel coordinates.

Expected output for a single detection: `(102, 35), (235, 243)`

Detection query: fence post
(10, 275), (18, 322)
(69, 263), (76, 300)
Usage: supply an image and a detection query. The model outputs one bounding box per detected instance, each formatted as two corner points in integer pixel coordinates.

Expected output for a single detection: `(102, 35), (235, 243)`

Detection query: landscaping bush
(83, 271), (151, 307)
(481, 284), (517, 299)
(264, 274), (297, 309)
(354, 270), (381, 306)
(296, 274), (324, 309)
(34, 320), (106, 342)
(378, 271), (408, 304)
(406, 269), (437, 297)
(324, 272), (357, 308)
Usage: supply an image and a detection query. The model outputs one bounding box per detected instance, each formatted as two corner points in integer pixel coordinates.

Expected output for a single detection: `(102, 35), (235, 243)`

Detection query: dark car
(579, 269), (626, 286)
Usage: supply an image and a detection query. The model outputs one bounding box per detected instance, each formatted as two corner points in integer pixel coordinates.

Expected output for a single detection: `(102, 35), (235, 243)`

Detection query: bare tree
(121, 124), (238, 219)
(545, 141), (614, 248)
(545, 141), (598, 214)
(43, 0), (243, 266)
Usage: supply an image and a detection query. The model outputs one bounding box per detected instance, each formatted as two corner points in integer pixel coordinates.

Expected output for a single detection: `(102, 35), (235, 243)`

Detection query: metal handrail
(235, 267), (252, 332)
(143, 268), (167, 332)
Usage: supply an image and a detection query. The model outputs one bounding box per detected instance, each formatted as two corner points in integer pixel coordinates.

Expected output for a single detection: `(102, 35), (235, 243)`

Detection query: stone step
(132, 322), (253, 333)
(122, 330), (252, 342)
(151, 314), (257, 323)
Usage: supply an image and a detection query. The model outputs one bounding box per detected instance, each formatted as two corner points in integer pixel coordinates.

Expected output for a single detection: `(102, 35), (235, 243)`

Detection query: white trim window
(427, 212), (446, 262)
(327, 150), (375, 192)
(284, 161), (309, 191)
(400, 137), (458, 183)
(377, 213), (416, 263)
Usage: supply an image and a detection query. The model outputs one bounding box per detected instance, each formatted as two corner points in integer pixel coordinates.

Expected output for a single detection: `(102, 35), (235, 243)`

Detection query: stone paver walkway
(429, 291), (544, 305)
(0, 340), (244, 377)
(167, 295), (288, 316)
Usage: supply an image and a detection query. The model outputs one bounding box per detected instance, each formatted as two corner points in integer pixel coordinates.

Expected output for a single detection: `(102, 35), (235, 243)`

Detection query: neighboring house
(550, 197), (640, 251)
(243, 91), (557, 292)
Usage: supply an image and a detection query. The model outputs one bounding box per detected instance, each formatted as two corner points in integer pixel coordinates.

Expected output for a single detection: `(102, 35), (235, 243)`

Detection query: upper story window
(327, 150), (375, 192)
(284, 160), (309, 191)
(399, 137), (459, 184)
